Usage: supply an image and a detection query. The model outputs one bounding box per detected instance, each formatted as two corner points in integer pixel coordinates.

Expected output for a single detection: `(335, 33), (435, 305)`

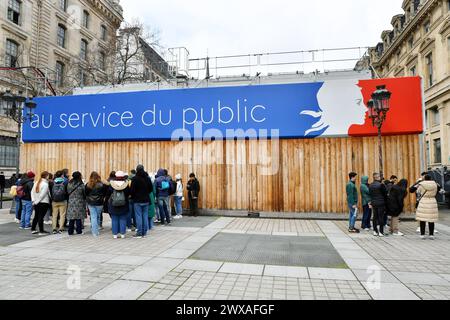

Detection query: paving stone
(308, 268), (356, 281)
(105, 255), (152, 266)
(343, 258), (386, 271)
(392, 272), (450, 286)
(264, 265), (309, 278)
(219, 263), (264, 275)
(178, 260), (223, 272)
(362, 282), (420, 300)
(90, 280), (152, 300)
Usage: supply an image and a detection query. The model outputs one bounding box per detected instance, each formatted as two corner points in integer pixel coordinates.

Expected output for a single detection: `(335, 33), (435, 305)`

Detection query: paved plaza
(0, 208), (449, 300)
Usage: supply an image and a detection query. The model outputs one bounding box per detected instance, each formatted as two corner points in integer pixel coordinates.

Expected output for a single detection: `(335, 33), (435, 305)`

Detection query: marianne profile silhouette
(300, 79), (367, 137)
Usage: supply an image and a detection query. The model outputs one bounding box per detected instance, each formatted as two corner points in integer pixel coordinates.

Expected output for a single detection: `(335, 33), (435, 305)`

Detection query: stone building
(0, 0), (123, 176)
(368, 0), (450, 168)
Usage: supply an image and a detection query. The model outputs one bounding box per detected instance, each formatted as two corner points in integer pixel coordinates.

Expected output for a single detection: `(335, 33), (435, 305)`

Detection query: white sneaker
(364, 228), (370, 231)
(120, 234), (125, 239)
(393, 232), (404, 236)
(429, 236), (435, 240)
(44, 221), (52, 225)
(378, 233), (384, 237)
(373, 231), (379, 236)
(420, 235), (426, 240)
(113, 235), (118, 239)
(416, 227), (421, 233)
(435, 230), (439, 234)
(14, 218), (20, 223)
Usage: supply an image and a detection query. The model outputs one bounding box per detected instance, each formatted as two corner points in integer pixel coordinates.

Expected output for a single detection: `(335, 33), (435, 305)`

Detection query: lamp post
(0, 90), (37, 212)
(367, 85), (392, 181)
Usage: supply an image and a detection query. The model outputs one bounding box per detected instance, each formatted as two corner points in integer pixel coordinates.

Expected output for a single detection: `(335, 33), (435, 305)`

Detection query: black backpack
(111, 189), (126, 207)
(168, 179), (177, 196)
(52, 183), (67, 202)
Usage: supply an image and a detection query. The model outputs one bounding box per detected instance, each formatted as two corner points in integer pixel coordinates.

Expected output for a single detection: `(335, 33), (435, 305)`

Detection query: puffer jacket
(155, 169), (170, 198)
(369, 180), (387, 207)
(416, 181), (439, 223)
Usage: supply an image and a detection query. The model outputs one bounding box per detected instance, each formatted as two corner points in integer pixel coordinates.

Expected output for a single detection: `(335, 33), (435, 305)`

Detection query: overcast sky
(120, 0), (404, 76)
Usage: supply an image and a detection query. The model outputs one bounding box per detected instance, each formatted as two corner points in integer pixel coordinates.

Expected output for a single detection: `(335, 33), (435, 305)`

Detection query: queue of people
(10, 166), (201, 239)
(346, 171), (441, 239)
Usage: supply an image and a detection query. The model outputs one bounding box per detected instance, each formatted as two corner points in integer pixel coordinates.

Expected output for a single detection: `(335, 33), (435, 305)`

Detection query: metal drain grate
(190, 233), (347, 268)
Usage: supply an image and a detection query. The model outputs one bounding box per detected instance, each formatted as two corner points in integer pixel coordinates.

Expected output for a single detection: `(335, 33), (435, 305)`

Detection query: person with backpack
(30, 171), (51, 236)
(187, 173), (200, 217)
(18, 171), (35, 230)
(173, 174), (184, 219)
(11, 173), (23, 223)
(107, 171), (130, 239)
(66, 172), (86, 236)
(130, 165), (153, 238)
(387, 179), (408, 236)
(369, 172), (388, 237)
(51, 171), (68, 234)
(85, 171), (107, 237)
(155, 168), (171, 225)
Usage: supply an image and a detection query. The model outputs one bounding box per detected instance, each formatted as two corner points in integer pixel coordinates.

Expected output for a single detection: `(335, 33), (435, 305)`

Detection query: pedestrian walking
(51, 171), (67, 234)
(416, 175), (439, 240)
(387, 179), (408, 236)
(107, 171), (130, 239)
(130, 165), (153, 238)
(66, 172), (86, 236)
(173, 174), (184, 219)
(156, 168), (172, 225)
(18, 171), (35, 230)
(187, 173), (200, 217)
(360, 176), (372, 231)
(85, 172), (107, 237)
(346, 172), (360, 233)
(30, 171), (51, 236)
(369, 173), (388, 237)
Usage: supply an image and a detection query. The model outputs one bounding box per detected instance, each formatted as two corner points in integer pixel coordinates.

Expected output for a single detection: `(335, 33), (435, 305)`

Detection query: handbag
(415, 191), (427, 209)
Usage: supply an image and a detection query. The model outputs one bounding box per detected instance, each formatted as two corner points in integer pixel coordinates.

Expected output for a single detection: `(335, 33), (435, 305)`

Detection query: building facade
(0, 0), (123, 176)
(369, 0), (450, 168)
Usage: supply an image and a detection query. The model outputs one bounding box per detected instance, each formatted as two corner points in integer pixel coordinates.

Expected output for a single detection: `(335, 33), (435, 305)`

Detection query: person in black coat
(130, 165), (153, 238)
(187, 173), (200, 217)
(387, 179), (408, 236)
(369, 173), (388, 236)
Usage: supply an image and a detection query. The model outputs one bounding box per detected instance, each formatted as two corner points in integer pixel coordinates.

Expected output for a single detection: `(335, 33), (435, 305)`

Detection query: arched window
(57, 24), (66, 48)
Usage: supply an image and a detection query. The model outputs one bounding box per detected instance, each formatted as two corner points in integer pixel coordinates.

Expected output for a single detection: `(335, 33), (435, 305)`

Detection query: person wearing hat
(19, 171), (36, 230)
(106, 171), (130, 239)
(173, 174), (184, 219)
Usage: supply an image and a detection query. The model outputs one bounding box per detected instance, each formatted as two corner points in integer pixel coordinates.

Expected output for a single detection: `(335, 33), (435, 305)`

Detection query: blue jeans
(158, 197), (171, 224)
(127, 200), (136, 228)
(88, 205), (103, 236)
(174, 196), (183, 216)
(155, 205), (160, 221)
(348, 205), (357, 230)
(134, 203), (150, 236)
(361, 205), (372, 229)
(15, 197), (21, 220)
(20, 200), (33, 228)
(111, 214), (127, 236)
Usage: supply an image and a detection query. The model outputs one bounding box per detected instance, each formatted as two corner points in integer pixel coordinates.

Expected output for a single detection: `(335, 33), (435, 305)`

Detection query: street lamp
(367, 85), (392, 180)
(0, 90), (37, 211)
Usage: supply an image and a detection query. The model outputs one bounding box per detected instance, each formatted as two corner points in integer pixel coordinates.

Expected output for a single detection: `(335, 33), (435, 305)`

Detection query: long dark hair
(71, 171), (82, 183)
(397, 179), (408, 190)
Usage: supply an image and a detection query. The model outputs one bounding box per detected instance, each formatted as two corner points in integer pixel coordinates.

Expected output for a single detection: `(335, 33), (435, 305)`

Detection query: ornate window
(7, 0), (21, 25)
(5, 39), (19, 67)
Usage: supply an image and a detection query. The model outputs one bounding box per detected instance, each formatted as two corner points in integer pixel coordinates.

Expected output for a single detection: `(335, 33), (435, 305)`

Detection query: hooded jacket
(130, 171), (153, 203)
(155, 169), (170, 198)
(19, 177), (35, 201)
(360, 176), (371, 206)
(416, 180), (439, 223)
(387, 184), (407, 217)
(107, 179), (130, 216)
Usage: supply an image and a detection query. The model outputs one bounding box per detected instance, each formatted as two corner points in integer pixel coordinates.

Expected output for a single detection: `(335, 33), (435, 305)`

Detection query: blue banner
(23, 82), (333, 142)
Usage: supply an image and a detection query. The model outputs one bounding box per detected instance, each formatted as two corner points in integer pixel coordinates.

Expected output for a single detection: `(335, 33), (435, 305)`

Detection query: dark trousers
(372, 206), (385, 234)
(420, 221), (435, 236)
(361, 205), (372, 229)
(68, 219), (82, 235)
(189, 198), (199, 217)
(32, 203), (50, 232)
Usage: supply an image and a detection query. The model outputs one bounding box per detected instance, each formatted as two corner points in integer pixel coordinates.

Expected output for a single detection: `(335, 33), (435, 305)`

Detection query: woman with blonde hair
(85, 171), (106, 237)
(31, 171), (51, 236)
